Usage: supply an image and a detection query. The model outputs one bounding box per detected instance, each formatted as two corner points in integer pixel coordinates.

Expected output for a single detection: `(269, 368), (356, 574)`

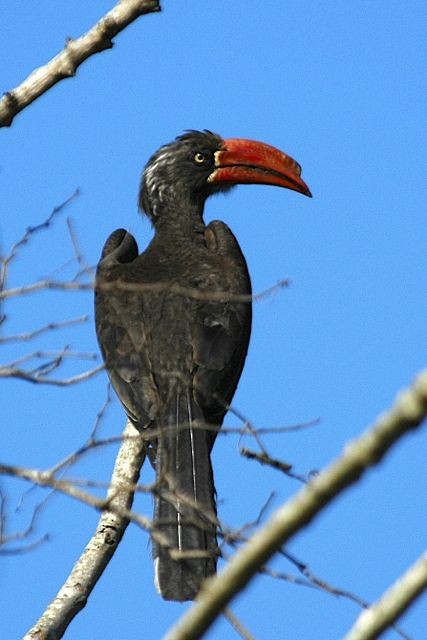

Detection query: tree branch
(23, 420), (146, 640)
(164, 370), (427, 640)
(0, 0), (160, 127)
(0, 277), (290, 303)
(344, 552), (427, 640)
(0, 315), (89, 344)
(0, 190), (80, 292)
(0, 362), (104, 386)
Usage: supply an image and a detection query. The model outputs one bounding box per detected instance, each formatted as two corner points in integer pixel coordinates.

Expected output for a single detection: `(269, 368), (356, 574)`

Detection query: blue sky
(1, 2), (426, 638)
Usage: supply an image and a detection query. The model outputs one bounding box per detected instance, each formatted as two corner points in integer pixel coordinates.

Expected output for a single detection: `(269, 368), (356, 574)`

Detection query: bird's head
(139, 130), (311, 223)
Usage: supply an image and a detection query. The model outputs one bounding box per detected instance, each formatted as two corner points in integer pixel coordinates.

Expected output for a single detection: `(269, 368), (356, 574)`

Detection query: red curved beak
(209, 138), (312, 197)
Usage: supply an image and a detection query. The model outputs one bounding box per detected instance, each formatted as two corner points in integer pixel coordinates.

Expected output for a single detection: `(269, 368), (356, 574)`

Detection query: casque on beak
(208, 138), (312, 197)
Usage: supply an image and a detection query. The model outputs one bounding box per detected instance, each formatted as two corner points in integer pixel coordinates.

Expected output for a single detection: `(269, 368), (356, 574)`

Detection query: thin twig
(0, 494), (50, 556)
(89, 382), (113, 440)
(0, 316), (89, 344)
(66, 217), (93, 281)
(0, 190), (79, 291)
(3, 350), (97, 368)
(240, 447), (307, 484)
(223, 608), (255, 640)
(0, 363), (104, 386)
(278, 549), (410, 640)
(240, 448), (292, 473)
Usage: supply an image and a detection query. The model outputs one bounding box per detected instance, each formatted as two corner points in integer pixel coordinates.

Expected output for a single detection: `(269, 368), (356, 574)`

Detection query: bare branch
(66, 217), (94, 281)
(0, 442), (173, 540)
(89, 382), (113, 440)
(3, 350), (97, 368)
(0, 276), (290, 304)
(223, 608), (255, 640)
(0, 535), (49, 556)
(0, 491), (50, 555)
(164, 370), (427, 640)
(280, 548), (370, 603)
(344, 552), (427, 640)
(253, 418), (320, 435)
(0, 1), (161, 127)
(0, 279), (92, 300)
(0, 491), (5, 543)
(0, 363), (103, 386)
(240, 446), (308, 484)
(21, 420), (146, 639)
(0, 190), (80, 291)
(277, 550), (410, 640)
(224, 531), (409, 640)
(240, 448), (292, 473)
(32, 418), (306, 485)
(0, 316), (89, 344)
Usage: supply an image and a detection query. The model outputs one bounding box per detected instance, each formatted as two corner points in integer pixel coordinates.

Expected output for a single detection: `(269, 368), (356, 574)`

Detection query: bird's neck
(151, 197), (207, 244)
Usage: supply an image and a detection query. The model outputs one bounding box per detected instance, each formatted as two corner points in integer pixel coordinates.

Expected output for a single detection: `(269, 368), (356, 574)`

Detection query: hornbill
(95, 130), (311, 601)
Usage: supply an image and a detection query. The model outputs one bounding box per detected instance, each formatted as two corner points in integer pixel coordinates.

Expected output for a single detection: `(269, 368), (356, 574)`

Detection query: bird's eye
(194, 152), (205, 164)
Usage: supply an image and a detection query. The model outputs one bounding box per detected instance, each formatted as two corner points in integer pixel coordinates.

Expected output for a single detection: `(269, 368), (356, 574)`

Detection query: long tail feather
(153, 390), (218, 601)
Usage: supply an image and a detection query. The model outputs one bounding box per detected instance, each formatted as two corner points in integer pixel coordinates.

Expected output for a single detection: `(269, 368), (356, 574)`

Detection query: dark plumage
(95, 131), (310, 601)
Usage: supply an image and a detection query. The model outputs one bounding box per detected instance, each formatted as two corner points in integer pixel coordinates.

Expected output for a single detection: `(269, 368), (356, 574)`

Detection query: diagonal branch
(344, 552), (427, 640)
(164, 370), (427, 640)
(23, 420), (146, 640)
(0, 315), (89, 344)
(0, 190), (80, 292)
(0, 363), (104, 386)
(0, 0), (161, 127)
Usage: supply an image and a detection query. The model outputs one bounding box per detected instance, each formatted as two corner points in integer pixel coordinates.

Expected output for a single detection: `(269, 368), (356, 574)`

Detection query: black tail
(153, 390), (218, 601)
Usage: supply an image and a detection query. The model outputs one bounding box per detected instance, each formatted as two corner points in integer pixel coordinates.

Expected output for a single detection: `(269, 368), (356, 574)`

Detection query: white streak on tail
(175, 391), (183, 551)
(154, 557), (161, 594)
(187, 389), (198, 505)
